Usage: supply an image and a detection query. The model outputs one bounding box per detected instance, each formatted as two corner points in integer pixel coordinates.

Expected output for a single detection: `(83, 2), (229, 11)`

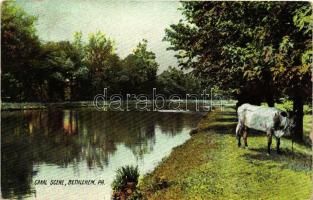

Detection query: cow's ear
(280, 111), (287, 117)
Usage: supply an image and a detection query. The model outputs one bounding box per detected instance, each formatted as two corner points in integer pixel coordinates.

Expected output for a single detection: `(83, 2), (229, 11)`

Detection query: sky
(16, 0), (183, 73)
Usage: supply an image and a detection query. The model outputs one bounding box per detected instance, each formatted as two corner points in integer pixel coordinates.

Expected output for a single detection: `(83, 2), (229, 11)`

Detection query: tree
(122, 39), (158, 95)
(272, 5), (312, 140)
(158, 66), (201, 97)
(84, 31), (116, 95)
(1, 1), (42, 101)
(70, 32), (91, 100)
(40, 41), (76, 101)
(164, 2), (312, 140)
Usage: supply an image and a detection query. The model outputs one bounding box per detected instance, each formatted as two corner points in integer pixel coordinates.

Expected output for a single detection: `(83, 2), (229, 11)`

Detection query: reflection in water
(63, 110), (78, 135)
(1, 108), (203, 199)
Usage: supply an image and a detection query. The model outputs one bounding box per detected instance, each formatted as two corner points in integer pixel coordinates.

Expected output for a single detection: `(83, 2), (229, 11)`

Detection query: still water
(1, 107), (204, 199)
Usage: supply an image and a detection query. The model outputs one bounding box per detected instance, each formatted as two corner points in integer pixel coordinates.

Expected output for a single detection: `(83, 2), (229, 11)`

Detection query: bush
(112, 165), (139, 191)
(275, 100), (293, 112)
(128, 189), (143, 200)
(275, 100), (312, 115)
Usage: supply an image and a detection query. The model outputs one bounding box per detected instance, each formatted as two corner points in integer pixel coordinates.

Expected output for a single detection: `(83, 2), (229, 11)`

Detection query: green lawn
(304, 114), (312, 138)
(140, 107), (312, 200)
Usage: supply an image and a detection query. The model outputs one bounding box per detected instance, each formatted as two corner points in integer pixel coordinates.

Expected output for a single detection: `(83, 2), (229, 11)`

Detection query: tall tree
(70, 32), (91, 100)
(85, 31), (116, 95)
(165, 2), (312, 140)
(1, 1), (42, 101)
(122, 39), (158, 95)
(272, 5), (312, 140)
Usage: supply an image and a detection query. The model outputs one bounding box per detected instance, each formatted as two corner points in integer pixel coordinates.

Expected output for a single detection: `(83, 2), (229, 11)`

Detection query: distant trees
(1, 1), (205, 103)
(2, 2), (193, 102)
(40, 41), (73, 101)
(164, 1), (312, 140)
(158, 67), (201, 97)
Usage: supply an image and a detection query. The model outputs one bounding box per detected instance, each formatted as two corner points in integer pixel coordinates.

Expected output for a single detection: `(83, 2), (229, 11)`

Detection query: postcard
(1, 1), (312, 200)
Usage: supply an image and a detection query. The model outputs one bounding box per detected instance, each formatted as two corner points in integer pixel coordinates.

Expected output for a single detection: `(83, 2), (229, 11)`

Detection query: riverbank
(1, 101), (96, 111)
(0, 101), (226, 112)
(139, 107), (312, 200)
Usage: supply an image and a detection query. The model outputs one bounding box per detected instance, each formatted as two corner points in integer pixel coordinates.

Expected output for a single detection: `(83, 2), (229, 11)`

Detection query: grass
(304, 114), (312, 138)
(112, 165), (142, 200)
(140, 107), (312, 200)
(112, 165), (140, 191)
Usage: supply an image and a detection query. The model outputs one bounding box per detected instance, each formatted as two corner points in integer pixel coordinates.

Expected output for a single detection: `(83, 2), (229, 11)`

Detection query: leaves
(165, 1), (312, 102)
(293, 5), (313, 35)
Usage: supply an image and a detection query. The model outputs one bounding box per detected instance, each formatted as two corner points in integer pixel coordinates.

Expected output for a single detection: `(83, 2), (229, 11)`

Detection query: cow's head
(286, 112), (296, 136)
(274, 111), (294, 138)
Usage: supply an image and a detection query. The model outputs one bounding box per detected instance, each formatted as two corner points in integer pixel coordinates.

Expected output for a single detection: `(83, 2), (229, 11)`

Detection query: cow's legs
(267, 130), (273, 154)
(243, 127), (248, 147)
(236, 123), (243, 147)
(276, 137), (281, 154)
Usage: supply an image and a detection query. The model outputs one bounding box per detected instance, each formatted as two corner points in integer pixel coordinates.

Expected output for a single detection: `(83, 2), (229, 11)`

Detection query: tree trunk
(266, 94), (275, 107)
(293, 94), (304, 141)
(265, 82), (275, 107)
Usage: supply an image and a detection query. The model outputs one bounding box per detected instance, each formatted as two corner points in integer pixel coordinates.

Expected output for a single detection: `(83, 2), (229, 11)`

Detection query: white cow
(236, 103), (292, 154)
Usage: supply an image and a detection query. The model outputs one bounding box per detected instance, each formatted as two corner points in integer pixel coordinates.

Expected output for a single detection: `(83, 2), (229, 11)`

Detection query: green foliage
(165, 2), (311, 97)
(122, 39), (158, 94)
(1, 1), (39, 66)
(1, 1), (41, 101)
(1, 2), (163, 101)
(158, 66), (201, 96)
(275, 100), (293, 112)
(128, 189), (143, 200)
(275, 100), (312, 115)
(112, 165), (140, 191)
(2, 2), (208, 102)
(293, 5), (313, 35)
(85, 31), (115, 76)
(165, 1), (312, 138)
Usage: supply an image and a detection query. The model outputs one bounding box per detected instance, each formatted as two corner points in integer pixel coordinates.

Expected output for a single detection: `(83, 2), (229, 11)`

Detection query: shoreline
(1, 101), (97, 111)
(139, 106), (312, 200)
(1, 101), (226, 111)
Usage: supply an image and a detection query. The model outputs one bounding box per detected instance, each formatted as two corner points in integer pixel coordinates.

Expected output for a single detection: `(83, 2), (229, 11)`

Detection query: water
(1, 107), (204, 199)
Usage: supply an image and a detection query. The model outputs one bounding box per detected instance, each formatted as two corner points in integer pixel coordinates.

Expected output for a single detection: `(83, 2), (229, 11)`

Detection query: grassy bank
(140, 107), (312, 200)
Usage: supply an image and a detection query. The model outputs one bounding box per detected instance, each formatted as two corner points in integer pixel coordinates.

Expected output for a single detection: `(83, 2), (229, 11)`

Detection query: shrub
(112, 165), (139, 191)
(275, 100), (312, 115)
(128, 189), (143, 200)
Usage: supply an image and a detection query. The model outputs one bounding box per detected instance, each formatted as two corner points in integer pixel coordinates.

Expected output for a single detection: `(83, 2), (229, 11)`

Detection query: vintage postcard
(1, 1), (312, 200)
